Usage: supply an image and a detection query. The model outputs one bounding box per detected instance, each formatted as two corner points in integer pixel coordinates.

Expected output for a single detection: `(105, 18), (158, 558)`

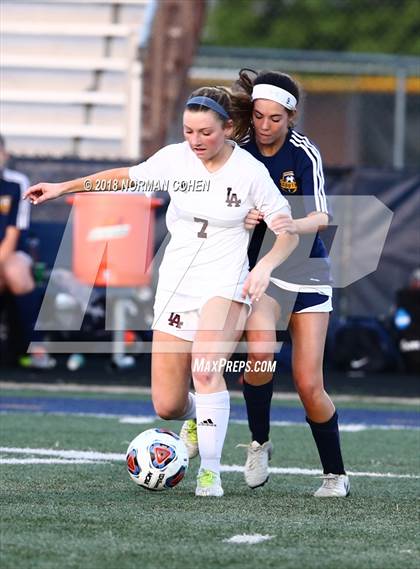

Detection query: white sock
(177, 392), (196, 421)
(195, 390), (230, 474)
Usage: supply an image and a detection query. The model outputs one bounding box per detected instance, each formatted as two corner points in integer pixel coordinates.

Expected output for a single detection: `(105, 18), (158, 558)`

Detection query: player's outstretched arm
(24, 167), (130, 205)
(270, 211), (328, 234)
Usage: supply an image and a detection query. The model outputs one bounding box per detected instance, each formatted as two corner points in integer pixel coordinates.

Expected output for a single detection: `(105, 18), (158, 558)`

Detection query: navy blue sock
(306, 411), (346, 474)
(14, 289), (43, 352)
(243, 379), (273, 444)
(0, 293), (23, 362)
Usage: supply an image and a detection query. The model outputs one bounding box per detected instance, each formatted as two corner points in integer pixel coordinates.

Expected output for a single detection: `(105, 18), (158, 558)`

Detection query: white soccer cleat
(314, 474), (350, 497)
(195, 468), (224, 497)
(241, 440), (273, 489)
(179, 419), (199, 459)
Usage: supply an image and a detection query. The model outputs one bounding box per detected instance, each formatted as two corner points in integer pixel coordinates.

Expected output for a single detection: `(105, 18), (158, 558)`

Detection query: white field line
(0, 447), (123, 460)
(1, 382), (419, 406)
(1, 447), (419, 479)
(1, 458), (101, 465)
(224, 534), (274, 544)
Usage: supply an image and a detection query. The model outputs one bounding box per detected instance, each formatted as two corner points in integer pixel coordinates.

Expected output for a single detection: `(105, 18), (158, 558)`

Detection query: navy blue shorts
(265, 282), (333, 314)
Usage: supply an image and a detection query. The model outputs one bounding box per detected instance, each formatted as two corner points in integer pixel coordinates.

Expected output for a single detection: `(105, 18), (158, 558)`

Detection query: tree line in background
(204, 0), (420, 55)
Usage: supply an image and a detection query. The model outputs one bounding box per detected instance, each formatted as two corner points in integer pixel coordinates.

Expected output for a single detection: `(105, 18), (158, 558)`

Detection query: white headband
(252, 84), (297, 110)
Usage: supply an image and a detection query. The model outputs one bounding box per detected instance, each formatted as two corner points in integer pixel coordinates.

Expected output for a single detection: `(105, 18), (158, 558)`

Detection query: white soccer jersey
(129, 141), (291, 311)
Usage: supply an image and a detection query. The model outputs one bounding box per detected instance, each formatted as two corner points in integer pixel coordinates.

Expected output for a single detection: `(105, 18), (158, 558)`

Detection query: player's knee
(295, 378), (324, 407)
(245, 351), (275, 381)
(246, 328), (276, 353)
(9, 279), (34, 295)
(3, 259), (34, 295)
(190, 354), (222, 388)
(192, 369), (218, 389)
(153, 399), (184, 421)
(246, 329), (276, 363)
(248, 351), (274, 368)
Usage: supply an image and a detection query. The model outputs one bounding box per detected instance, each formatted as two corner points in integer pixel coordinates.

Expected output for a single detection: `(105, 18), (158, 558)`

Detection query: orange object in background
(124, 330), (137, 344)
(71, 194), (162, 287)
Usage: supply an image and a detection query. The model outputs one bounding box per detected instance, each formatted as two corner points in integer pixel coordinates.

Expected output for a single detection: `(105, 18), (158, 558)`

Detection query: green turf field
(0, 391), (419, 569)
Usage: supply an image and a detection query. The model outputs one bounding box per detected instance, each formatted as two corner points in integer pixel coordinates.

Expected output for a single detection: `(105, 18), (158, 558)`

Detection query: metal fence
(189, 46), (420, 169)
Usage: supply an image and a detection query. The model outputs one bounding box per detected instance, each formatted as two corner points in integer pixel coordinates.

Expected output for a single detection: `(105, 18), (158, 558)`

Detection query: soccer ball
(126, 428), (189, 491)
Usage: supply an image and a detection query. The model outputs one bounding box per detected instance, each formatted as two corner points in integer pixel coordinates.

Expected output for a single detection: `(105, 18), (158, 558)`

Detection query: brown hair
(186, 86), (251, 143)
(231, 68), (302, 141)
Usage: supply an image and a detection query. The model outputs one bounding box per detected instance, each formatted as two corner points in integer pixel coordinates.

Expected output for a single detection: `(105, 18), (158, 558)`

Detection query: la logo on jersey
(225, 187), (241, 207)
(168, 312), (183, 328)
(280, 171), (298, 193)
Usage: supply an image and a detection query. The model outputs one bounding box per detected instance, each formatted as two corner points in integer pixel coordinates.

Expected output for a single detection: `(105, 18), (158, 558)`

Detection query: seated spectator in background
(0, 135), (55, 368)
(0, 136), (33, 295)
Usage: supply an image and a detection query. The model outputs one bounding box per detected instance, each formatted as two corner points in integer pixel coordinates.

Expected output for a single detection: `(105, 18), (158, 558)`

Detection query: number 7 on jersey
(194, 217), (208, 238)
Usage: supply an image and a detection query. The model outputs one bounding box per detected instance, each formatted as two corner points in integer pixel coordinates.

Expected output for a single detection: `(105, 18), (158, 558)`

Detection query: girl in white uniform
(129, 136), (290, 340)
(24, 87), (298, 497)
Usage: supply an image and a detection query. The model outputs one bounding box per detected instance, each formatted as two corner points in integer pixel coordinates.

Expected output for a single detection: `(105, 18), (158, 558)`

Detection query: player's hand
(241, 259), (272, 303)
(244, 208), (264, 230)
(269, 213), (297, 234)
(23, 182), (65, 205)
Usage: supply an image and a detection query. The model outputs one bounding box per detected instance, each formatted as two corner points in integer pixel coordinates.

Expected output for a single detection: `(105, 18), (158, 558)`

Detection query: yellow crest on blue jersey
(280, 171), (297, 193)
(0, 195), (12, 215)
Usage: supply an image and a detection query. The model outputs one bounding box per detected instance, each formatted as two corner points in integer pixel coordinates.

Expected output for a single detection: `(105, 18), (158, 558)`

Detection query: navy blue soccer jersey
(0, 169), (30, 241)
(244, 129), (332, 286)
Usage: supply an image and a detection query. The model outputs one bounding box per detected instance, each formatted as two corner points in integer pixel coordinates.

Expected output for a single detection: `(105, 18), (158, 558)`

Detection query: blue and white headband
(252, 84), (297, 111)
(186, 96), (230, 120)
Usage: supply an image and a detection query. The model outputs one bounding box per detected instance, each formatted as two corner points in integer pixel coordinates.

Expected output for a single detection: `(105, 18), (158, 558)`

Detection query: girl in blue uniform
(234, 69), (349, 497)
